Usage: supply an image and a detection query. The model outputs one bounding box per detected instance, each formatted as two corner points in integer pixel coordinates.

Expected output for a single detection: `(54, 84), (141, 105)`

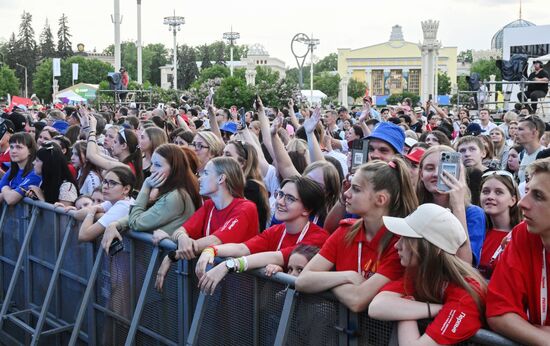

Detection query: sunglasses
(482, 170), (516, 185)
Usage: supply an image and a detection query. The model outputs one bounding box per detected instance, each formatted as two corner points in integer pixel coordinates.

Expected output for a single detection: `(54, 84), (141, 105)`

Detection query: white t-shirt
(79, 171), (101, 196)
(518, 146), (544, 183)
(325, 150), (349, 177)
(98, 198), (135, 228)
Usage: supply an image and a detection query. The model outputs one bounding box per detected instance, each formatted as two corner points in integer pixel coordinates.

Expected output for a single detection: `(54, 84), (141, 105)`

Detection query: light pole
(15, 63), (28, 98)
(164, 10), (185, 90)
(295, 34), (320, 102)
(223, 27), (240, 77)
(136, 0), (143, 84)
(112, 0), (122, 71)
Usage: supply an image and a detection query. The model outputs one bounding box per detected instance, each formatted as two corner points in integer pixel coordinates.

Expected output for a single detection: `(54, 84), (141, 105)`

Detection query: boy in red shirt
(487, 158), (550, 345)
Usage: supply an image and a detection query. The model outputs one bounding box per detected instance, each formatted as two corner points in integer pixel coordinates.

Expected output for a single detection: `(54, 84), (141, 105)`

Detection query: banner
(72, 63), (79, 81)
(52, 58), (61, 77)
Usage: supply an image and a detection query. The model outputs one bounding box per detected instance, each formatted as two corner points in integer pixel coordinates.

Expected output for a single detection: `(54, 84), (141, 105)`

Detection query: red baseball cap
(405, 147), (425, 164)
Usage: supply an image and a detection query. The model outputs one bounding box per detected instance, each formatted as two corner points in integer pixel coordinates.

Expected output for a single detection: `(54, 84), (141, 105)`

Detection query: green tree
(470, 59), (501, 82)
(438, 72), (451, 94)
(177, 44), (199, 90)
(145, 43), (168, 86)
(457, 75), (469, 92)
(255, 66), (279, 86)
(33, 57), (112, 101)
(348, 78), (367, 100)
(0, 65), (20, 96)
(57, 14), (73, 59)
(386, 92), (420, 106)
(16, 12), (38, 93)
(213, 76), (254, 108)
(193, 64), (230, 88)
(224, 44), (248, 61)
(209, 41), (226, 65)
(198, 44), (212, 70)
(5, 33), (19, 70)
(314, 53), (337, 73)
(39, 19), (56, 60)
(458, 50), (473, 63)
(313, 72), (340, 100)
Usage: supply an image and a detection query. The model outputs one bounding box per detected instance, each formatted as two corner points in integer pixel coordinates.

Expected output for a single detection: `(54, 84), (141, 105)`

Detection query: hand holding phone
(437, 151), (461, 192)
(109, 239), (124, 256)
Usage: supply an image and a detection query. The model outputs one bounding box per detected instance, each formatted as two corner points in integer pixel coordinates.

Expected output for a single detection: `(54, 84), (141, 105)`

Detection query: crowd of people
(2, 91), (550, 345)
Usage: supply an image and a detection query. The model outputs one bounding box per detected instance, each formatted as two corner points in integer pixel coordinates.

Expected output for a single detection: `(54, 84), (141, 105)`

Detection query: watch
(225, 258), (237, 273)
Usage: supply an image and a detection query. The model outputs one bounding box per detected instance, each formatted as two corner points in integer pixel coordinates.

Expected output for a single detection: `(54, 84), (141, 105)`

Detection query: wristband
(202, 246), (217, 257)
(235, 256), (248, 273)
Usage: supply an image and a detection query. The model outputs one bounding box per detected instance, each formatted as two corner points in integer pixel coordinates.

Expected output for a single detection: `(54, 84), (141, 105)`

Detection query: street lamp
(223, 27), (240, 77)
(163, 10), (185, 90)
(15, 63), (28, 98)
(295, 34), (320, 102)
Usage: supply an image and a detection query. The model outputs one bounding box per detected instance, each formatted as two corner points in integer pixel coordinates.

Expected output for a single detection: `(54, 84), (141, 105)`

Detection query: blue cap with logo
(366, 122), (405, 154)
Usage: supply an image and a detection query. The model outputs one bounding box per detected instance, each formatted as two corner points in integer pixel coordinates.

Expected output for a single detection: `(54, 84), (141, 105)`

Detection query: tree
(177, 44), (199, 90)
(314, 53), (337, 73)
(198, 44), (212, 70)
(348, 78), (367, 101)
(470, 59), (501, 82)
(146, 43), (168, 86)
(57, 14), (73, 59)
(0, 65), (20, 96)
(386, 92), (420, 106)
(438, 72), (451, 95)
(33, 57), (112, 101)
(39, 19), (56, 60)
(313, 72), (340, 100)
(224, 44), (248, 62)
(5, 33), (19, 70)
(193, 64), (230, 88)
(213, 76), (254, 108)
(16, 12), (38, 93)
(458, 50), (473, 63)
(209, 41), (226, 65)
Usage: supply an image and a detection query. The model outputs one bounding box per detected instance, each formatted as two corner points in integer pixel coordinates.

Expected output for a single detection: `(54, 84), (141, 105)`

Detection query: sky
(1, 0), (549, 68)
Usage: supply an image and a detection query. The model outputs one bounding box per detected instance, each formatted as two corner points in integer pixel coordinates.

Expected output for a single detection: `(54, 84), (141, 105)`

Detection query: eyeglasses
(118, 128), (127, 143)
(191, 142), (209, 150)
(102, 179), (122, 189)
(275, 190), (300, 205)
(482, 170), (516, 185)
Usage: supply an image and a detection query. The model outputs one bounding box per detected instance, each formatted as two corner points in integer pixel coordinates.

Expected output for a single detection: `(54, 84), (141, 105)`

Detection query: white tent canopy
(56, 90), (87, 102)
(300, 90), (327, 105)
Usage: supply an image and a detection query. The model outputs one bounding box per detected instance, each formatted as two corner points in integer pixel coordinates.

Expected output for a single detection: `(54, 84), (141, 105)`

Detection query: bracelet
(235, 256), (248, 273)
(202, 246), (217, 257)
(427, 302), (432, 319)
(88, 139), (97, 143)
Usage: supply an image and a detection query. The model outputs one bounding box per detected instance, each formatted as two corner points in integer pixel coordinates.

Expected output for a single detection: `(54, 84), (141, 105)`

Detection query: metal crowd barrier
(0, 200), (519, 346)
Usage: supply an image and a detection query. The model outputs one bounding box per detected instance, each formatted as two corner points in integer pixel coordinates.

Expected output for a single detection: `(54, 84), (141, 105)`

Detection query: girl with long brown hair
(369, 204), (486, 345)
(101, 144), (202, 250)
(71, 140), (102, 196)
(295, 157), (418, 312)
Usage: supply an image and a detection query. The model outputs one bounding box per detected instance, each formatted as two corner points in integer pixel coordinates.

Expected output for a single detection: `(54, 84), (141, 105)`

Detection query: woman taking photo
(26, 142), (78, 206)
(76, 166), (135, 242)
(139, 126), (168, 180)
(101, 144), (202, 250)
(417, 145), (485, 265)
(0, 132), (41, 205)
(71, 140), (102, 196)
(154, 157), (259, 283)
(295, 158), (418, 312)
(186, 176), (329, 295)
(369, 204), (486, 345)
(478, 170), (521, 279)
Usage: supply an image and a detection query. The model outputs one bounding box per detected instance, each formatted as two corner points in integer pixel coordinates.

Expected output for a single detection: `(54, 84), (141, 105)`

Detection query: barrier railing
(0, 199), (519, 345)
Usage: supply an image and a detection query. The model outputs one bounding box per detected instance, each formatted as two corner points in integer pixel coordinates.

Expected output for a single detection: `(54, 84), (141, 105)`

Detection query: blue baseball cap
(220, 122), (238, 134)
(366, 122), (405, 154)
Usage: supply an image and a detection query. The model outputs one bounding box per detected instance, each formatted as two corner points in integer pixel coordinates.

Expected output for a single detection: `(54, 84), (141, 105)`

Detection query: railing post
(124, 246), (160, 346)
(0, 206), (39, 331)
(186, 292), (207, 346)
(273, 288), (297, 346)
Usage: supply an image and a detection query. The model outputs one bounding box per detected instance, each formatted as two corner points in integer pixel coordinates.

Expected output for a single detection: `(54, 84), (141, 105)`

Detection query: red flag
(7, 96), (33, 112)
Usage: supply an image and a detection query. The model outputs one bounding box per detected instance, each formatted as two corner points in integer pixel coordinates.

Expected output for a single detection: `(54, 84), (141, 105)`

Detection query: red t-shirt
(244, 222), (329, 264)
(382, 277), (485, 345)
(318, 219), (403, 280)
(486, 222), (550, 326)
(68, 163), (77, 180)
(183, 198), (259, 244)
(478, 228), (511, 279)
(0, 148), (10, 169)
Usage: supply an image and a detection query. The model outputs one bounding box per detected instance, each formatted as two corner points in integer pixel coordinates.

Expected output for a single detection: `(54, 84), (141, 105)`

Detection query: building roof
(491, 18), (536, 50)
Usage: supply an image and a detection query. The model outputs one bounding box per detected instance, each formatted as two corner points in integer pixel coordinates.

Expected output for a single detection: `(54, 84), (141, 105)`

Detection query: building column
(339, 72), (350, 107)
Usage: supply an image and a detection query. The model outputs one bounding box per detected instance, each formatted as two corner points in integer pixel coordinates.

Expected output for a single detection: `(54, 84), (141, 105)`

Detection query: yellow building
(337, 25), (457, 102)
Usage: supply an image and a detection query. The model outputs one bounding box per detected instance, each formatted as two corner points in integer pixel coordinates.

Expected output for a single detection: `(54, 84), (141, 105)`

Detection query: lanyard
(358, 242), (363, 275)
(205, 209), (214, 236)
(276, 222), (310, 251)
(542, 248), (547, 326)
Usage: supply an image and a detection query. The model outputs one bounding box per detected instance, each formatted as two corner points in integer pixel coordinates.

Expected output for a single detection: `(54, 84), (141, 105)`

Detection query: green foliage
(57, 14), (73, 59)
(33, 57), (113, 102)
(348, 78), (367, 100)
(15, 12), (38, 91)
(177, 44), (199, 90)
(0, 65), (20, 96)
(457, 75), (469, 92)
(313, 72), (340, 100)
(314, 53), (337, 73)
(39, 19), (56, 60)
(438, 72), (451, 95)
(386, 92), (420, 106)
(458, 50), (473, 63)
(470, 59), (501, 82)
(146, 43), (168, 86)
(199, 44), (212, 70)
(212, 76), (254, 108)
(193, 64), (230, 88)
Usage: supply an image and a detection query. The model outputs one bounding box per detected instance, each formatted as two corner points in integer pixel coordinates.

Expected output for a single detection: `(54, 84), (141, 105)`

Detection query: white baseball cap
(383, 203), (466, 255)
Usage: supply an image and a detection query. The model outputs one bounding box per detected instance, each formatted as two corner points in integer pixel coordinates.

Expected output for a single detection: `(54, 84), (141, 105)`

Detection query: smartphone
(239, 107), (247, 129)
(351, 139), (369, 168)
(437, 151), (461, 192)
(253, 94), (259, 110)
(157, 103), (165, 110)
(109, 239), (124, 256)
(428, 94), (433, 102)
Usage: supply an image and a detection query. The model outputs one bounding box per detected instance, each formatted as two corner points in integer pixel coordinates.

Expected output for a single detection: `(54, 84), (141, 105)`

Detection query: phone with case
(437, 151), (461, 192)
